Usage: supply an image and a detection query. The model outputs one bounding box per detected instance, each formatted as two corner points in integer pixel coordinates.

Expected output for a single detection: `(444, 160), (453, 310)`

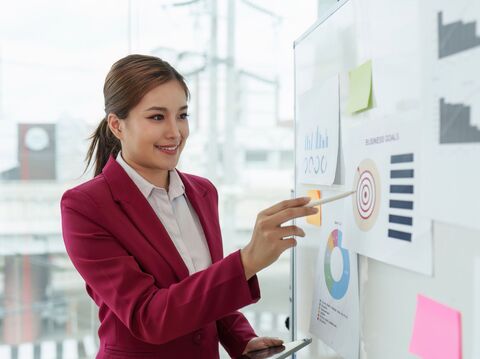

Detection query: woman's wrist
(240, 247), (256, 280)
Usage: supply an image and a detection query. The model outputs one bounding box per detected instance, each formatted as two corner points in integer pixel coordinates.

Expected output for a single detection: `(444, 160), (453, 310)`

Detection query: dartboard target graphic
(352, 159), (381, 231)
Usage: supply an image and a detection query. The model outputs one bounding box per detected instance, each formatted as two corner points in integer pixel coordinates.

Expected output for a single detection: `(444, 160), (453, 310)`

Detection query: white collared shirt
(116, 151), (212, 274)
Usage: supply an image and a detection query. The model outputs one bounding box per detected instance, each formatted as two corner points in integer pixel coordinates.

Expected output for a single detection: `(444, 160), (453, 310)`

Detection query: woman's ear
(107, 113), (124, 140)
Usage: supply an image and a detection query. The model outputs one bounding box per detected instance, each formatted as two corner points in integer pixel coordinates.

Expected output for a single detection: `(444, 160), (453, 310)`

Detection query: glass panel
(0, 1), (316, 357)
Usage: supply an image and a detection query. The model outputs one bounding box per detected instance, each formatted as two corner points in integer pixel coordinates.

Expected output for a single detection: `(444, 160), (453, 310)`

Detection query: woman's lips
(154, 144), (179, 155)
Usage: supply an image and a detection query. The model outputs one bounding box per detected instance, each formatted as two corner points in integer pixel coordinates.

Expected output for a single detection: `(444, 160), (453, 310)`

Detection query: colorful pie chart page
(324, 229), (350, 300)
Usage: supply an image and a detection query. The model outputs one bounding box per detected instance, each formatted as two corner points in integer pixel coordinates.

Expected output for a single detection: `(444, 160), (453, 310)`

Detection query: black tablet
(238, 338), (312, 359)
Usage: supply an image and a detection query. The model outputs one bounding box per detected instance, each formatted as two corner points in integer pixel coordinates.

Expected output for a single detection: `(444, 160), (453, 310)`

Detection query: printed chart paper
(342, 119), (432, 275)
(421, 0), (480, 231)
(309, 222), (359, 359)
(296, 76), (339, 185)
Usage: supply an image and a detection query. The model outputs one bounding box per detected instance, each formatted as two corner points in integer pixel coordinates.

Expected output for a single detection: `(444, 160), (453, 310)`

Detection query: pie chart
(324, 229), (350, 300)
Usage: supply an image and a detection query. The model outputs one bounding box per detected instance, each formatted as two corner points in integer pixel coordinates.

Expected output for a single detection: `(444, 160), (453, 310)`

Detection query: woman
(60, 54), (317, 359)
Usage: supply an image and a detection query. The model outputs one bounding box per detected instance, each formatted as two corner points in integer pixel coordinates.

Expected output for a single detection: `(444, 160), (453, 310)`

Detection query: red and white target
(356, 170), (376, 219)
(352, 159), (381, 231)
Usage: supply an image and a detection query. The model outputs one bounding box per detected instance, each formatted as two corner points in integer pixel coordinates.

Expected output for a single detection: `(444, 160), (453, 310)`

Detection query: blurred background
(0, 0), (326, 357)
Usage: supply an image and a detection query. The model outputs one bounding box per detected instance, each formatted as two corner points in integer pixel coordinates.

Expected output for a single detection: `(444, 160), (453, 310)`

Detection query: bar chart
(439, 98), (480, 144)
(438, 11), (480, 58)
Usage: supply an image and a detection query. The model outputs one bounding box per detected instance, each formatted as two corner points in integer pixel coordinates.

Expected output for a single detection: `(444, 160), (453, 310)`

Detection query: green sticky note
(346, 60), (373, 114)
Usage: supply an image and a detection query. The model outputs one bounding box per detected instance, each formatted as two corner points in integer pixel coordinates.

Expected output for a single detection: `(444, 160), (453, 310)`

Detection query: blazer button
(193, 332), (202, 344)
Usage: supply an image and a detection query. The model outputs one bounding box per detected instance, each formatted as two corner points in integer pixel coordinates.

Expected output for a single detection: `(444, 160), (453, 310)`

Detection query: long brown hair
(84, 54), (190, 177)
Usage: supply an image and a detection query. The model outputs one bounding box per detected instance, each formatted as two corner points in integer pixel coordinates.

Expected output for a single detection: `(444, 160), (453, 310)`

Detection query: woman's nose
(165, 117), (181, 138)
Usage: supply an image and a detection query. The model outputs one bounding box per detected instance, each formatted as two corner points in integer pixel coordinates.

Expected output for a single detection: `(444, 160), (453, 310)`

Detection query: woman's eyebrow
(144, 105), (188, 112)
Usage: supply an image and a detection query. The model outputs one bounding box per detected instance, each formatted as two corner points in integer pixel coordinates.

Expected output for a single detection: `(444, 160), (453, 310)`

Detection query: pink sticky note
(409, 294), (462, 359)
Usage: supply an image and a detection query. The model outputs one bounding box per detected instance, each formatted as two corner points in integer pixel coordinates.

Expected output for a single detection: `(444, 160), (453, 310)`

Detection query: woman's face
(109, 80), (189, 181)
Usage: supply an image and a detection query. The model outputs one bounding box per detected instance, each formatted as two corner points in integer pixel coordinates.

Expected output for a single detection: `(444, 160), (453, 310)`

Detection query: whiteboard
(292, 0), (480, 358)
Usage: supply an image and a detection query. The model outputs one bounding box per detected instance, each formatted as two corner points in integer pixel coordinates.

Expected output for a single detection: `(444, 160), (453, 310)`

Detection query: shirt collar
(116, 151), (185, 201)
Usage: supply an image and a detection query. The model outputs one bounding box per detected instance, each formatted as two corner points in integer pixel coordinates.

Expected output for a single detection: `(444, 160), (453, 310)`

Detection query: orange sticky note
(306, 190), (322, 226)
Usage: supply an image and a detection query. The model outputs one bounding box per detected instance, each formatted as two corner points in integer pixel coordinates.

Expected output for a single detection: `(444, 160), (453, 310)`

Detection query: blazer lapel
(177, 170), (223, 264)
(102, 154), (190, 280)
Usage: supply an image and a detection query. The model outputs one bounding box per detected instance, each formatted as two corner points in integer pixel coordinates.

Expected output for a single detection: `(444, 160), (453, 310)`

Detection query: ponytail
(83, 116), (121, 178)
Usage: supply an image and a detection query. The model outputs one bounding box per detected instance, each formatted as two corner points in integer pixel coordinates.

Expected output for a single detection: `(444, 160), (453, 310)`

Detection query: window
(0, 1), (317, 357)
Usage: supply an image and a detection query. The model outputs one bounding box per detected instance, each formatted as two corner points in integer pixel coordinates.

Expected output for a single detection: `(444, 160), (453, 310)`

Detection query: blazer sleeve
(60, 188), (261, 345)
(216, 311), (258, 358)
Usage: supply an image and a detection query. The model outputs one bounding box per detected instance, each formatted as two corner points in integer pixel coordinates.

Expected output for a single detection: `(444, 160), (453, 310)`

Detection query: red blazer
(60, 154), (260, 359)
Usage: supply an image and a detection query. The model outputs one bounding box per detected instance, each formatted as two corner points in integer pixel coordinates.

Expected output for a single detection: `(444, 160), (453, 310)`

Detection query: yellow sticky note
(306, 190), (322, 227)
(346, 59), (373, 114)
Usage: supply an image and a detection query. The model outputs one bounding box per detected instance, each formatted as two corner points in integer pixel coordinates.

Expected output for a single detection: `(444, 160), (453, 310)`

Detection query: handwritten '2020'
(304, 155), (327, 175)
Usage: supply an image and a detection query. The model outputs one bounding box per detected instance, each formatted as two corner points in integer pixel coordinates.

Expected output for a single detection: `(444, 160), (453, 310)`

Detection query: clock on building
(24, 126), (50, 152)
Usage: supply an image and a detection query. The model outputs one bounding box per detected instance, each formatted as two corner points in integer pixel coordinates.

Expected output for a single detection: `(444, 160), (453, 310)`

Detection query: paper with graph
(342, 120), (432, 275)
(309, 214), (359, 359)
(421, 0), (480, 230)
(296, 76), (339, 185)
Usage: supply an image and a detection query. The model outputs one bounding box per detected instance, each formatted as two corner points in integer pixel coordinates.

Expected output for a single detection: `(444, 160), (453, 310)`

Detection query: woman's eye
(150, 114), (164, 121)
(179, 113), (190, 120)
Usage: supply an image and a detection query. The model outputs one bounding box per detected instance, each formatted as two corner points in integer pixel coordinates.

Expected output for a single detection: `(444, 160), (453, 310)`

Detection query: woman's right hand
(240, 196), (318, 280)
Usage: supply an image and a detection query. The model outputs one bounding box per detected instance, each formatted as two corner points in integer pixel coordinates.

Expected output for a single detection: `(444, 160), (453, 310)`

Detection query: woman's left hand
(242, 336), (284, 354)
